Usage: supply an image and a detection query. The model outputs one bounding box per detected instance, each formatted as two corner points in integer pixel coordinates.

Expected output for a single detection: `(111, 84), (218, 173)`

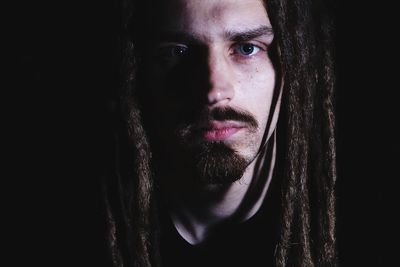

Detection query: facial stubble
(176, 107), (259, 185)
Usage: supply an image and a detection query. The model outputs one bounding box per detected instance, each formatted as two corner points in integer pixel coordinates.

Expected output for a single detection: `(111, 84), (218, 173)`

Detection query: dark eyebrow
(155, 26), (273, 44)
(155, 32), (202, 45)
(224, 26), (273, 42)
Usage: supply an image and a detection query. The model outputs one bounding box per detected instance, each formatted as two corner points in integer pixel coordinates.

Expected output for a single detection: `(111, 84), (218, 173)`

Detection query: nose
(206, 50), (235, 106)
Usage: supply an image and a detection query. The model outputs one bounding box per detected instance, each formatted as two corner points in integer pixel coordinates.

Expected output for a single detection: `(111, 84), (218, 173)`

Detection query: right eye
(158, 44), (189, 60)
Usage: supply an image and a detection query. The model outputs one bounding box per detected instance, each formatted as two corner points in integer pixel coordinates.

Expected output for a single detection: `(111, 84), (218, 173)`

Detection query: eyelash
(158, 44), (189, 58)
(231, 43), (263, 57)
(156, 42), (266, 62)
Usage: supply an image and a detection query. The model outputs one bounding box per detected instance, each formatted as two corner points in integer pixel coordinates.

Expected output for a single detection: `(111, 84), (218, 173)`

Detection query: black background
(9, 0), (394, 266)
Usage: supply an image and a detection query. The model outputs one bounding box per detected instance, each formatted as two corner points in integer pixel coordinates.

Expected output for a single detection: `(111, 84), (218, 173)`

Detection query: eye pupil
(172, 46), (187, 56)
(158, 45), (188, 61)
(240, 44), (254, 55)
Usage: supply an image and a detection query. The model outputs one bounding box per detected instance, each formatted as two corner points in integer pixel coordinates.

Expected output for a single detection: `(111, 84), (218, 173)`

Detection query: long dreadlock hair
(104, 0), (337, 266)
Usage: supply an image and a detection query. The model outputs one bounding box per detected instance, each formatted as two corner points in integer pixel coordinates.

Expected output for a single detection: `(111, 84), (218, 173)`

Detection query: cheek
(237, 62), (276, 122)
(144, 66), (181, 110)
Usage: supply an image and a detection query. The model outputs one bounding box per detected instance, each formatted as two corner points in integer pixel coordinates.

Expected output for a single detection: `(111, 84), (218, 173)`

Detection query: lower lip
(203, 127), (242, 141)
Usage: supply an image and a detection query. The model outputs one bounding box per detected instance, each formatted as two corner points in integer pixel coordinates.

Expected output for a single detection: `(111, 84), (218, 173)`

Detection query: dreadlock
(104, 0), (337, 266)
(266, 0), (337, 266)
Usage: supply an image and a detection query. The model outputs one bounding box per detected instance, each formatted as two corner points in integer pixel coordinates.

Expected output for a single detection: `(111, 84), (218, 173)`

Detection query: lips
(200, 121), (245, 141)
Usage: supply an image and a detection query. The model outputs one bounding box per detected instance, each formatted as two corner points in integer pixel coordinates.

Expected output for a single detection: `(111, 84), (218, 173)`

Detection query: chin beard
(189, 142), (249, 185)
(153, 106), (258, 185)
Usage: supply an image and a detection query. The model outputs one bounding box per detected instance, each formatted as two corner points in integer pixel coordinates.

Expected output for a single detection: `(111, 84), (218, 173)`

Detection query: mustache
(179, 106), (259, 133)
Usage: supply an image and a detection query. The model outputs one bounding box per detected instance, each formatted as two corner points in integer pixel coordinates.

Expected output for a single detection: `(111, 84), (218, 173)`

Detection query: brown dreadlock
(104, 0), (337, 266)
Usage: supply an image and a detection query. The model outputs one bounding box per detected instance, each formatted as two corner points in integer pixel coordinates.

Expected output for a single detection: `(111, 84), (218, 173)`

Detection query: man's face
(139, 0), (280, 184)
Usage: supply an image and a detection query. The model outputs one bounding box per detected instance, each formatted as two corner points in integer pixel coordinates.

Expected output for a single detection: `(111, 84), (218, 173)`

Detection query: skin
(142, 0), (282, 244)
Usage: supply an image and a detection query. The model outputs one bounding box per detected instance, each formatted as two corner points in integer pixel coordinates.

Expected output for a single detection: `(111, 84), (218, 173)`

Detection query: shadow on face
(130, 0), (283, 185)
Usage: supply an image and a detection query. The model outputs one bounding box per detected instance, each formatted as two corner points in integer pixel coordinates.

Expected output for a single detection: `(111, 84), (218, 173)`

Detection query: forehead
(149, 0), (270, 40)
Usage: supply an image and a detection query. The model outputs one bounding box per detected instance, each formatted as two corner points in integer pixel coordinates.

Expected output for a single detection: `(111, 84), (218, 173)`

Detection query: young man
(104, 0), (337, 266)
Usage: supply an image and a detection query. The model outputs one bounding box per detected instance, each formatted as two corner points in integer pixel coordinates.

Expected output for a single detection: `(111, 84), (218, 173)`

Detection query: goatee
(176, 107), (258, 185)
(191, 142), (248, 184)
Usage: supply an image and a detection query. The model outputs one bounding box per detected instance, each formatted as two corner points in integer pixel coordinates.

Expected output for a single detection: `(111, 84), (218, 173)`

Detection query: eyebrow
(224, 26), (274, 42)
(156, 25), (273, 44)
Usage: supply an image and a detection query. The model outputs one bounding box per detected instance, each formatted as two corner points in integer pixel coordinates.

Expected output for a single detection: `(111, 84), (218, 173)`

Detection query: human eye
(233, 43), (261, 57)
(157, 43), (189, 61)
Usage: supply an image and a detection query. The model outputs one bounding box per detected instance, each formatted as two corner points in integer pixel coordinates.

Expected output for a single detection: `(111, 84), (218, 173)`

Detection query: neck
(160, 133), (277, 245)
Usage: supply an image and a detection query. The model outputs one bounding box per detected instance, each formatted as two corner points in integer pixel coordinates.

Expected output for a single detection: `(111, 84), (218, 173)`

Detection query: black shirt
(159, 174), (282, 267)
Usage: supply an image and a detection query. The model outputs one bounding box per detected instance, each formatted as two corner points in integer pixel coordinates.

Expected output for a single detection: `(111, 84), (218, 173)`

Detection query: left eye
(158, 45), (188, 60)
(234, 43), (260, 56)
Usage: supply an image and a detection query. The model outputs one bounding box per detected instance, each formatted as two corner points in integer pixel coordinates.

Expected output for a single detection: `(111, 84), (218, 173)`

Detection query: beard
(173, 107), (259, 185)
(188, 141), (248, 184)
